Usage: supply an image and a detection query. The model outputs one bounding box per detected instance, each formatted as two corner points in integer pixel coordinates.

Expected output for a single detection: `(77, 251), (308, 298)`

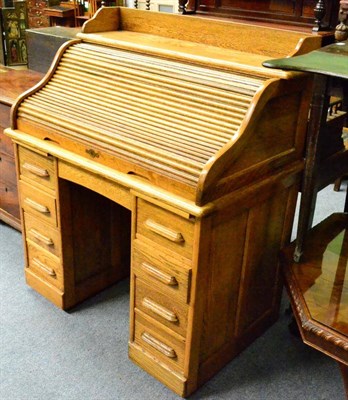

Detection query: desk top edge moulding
(4, 7), (326, 397)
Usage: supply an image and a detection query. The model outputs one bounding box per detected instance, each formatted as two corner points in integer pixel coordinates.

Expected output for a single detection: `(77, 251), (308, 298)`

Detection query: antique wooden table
(264, 41), (348, 398)
(264, 40), (348, 262)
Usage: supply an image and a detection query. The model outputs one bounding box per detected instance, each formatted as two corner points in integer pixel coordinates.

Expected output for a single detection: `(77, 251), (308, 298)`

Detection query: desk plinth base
(129, 343), (188, 396)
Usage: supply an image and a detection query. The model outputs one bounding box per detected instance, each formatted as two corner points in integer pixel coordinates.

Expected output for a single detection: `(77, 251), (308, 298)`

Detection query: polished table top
(0, 66), (43, 106)
(263, 40), (348, 79)
(288, 213), (348, 336)
(281, 213), (348, 367)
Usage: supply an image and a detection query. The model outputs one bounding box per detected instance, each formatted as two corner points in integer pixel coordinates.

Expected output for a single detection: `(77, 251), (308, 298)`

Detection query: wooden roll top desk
(5, 7), (323, 396)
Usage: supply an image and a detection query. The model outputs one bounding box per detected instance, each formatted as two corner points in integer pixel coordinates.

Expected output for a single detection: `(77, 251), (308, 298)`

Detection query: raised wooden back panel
(192, 0), (340, 29)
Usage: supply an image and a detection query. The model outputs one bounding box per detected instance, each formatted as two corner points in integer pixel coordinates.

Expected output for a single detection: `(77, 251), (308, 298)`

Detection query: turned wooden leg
(294, 75), (331, 262)
(313, 0), (326, 32)
(338, 362), (348, 399)
(334, 177), (343, 191)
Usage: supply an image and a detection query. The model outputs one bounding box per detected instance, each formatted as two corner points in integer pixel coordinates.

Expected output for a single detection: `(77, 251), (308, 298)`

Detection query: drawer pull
(32, 257), (56, 277)
(142, 297), (178, 322)
(28, 228), (54, 246)
(141, 262), (178, 286)
(22, 162), (49, 178)
(141, 332), (177, 359)
(144, 219), (184, 243)
(24, 198), (50, 214)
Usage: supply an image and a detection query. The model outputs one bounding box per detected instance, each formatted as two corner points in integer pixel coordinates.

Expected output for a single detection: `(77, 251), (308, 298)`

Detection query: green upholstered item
(263, 40), (348, 79)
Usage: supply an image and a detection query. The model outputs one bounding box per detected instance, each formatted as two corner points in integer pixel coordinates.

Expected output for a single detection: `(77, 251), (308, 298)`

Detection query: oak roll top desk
(5, 7), (323, 396)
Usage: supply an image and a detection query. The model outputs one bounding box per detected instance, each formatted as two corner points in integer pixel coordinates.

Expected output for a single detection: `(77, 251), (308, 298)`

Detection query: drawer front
(0, 180), (20, 219)
(18, 146), (56, 190)
(136, 199), (194, 259)
(0, 130), (14, 157)
(28, 15), (50, 28)
(24, 212), (61, 257)
(134, 312), (185, 373)
(0, 104), (11, 131)
(20, 180), (57, 227)
(133, 240), (191, 304)
(0, 152), (17, 185)
(26, 241), (63, 290)
(27, 0), (49, 10)
(135, 277), (188, 337)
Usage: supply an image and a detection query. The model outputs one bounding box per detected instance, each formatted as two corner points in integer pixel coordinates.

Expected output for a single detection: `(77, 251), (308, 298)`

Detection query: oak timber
(5, 7), (323, 397)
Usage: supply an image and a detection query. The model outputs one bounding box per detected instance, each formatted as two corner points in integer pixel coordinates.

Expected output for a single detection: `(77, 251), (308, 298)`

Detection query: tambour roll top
(11, 7), (322, 205)
(17, 42), (265, 186)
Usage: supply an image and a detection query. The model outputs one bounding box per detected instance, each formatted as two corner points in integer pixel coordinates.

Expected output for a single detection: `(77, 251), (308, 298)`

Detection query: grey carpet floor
(1, 183), (346, 400)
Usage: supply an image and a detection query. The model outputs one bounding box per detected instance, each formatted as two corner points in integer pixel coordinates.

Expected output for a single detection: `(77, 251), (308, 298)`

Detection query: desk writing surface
(263, 40), (348, 79)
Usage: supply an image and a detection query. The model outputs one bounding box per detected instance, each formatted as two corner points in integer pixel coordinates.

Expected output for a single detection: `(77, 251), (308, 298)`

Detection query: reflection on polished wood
(298, 215), (347, 333)
(282, 213), (348, 362)
(281, 213), (348, 396)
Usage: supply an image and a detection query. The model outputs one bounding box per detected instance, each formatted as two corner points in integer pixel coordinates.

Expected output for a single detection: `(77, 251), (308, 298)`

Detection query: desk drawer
(0, 104), (10, 134)
(26, 241), (63, 290)
(135, 277), (188, 337)
(134, 312), (186, 373)
(0, 152), (16, 185)
(18, 146), (56, 190)
(20, 180), (57, 227)
(136, 199), (194, 259)
(0, 130), (14, 157)
(132, 240), (191, 304)
(0, 180), (20, 219)
(24, 212), (61, 257)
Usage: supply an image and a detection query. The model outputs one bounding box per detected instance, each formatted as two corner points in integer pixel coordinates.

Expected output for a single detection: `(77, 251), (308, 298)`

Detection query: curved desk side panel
(198, 72), (313, 204)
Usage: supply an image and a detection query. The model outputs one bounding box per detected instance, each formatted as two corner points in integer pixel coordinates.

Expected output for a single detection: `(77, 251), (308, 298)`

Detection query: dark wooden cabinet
(27, 0), (50, 28)
(190, 0), (340, 29)
(0, 66), (43, 230)
(26, 0), (60, 28)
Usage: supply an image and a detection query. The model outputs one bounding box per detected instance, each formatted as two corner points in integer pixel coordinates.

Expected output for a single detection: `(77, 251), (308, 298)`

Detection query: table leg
(294, 75), (331, 262)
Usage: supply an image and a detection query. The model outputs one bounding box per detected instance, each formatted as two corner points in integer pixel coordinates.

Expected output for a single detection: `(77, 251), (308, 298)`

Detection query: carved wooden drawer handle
(32, 257), (56, 277)
(22, 162), (49, 177)
(141, 262), (178, 286)
(142, 297), (178, 322)
(141, 332), (177, 359)
(24, 198), (50, 214)
(28, 228), (54, 246)
(144, 219), (184, 243)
